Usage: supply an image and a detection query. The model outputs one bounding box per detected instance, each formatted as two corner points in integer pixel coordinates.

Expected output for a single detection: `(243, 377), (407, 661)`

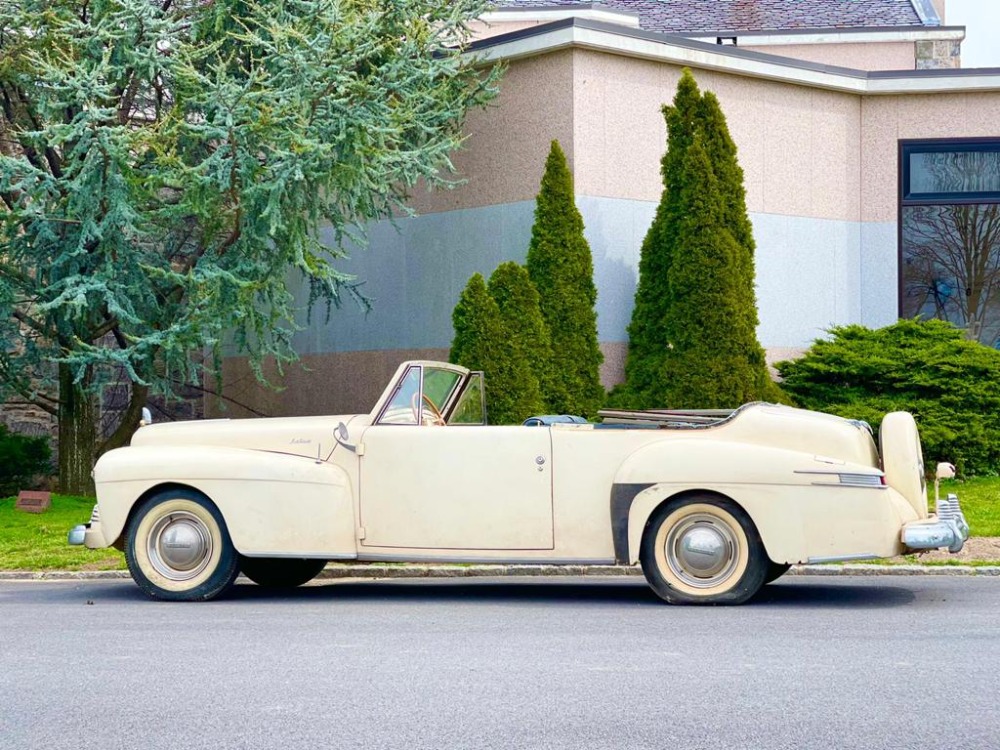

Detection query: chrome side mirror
(334, 422), (359, 453)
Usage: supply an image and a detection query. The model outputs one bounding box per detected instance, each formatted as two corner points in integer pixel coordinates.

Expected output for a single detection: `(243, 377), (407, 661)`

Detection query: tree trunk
(98, 382), (149, 457)
(58, 363), (97, 496)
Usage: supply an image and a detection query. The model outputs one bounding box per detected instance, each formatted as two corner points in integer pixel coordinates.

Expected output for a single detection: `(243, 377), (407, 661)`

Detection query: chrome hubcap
(665, 513), (739, 588)
(147, 511), (212, 581)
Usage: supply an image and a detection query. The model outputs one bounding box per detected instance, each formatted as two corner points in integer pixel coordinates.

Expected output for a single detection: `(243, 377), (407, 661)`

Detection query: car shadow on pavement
(221, 576), (918, 609)
(228, 578), (664, 607)
(751, 581), (917, 608)
(13, 577), (918, 609)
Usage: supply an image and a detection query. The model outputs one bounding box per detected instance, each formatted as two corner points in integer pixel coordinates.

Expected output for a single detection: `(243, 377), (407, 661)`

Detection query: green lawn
(0, 495), (125, 571)
(939, 477), (1000, 536)
(0, 478), (997, 571)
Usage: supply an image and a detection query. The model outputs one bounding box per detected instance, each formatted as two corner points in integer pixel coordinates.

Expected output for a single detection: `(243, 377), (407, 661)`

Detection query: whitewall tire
(640, 495), (768, 605)
(125, 489), (239, 601)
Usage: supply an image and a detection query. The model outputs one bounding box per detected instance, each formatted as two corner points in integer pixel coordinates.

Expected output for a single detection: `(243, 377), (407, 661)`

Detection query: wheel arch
(110, 482), (211, 549)
(623, 487), (742, 564)
(621, 484), (800, 566)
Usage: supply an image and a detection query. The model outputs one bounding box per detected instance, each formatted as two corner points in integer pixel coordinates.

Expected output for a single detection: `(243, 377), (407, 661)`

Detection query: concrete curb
(2, 562), (1000, 581)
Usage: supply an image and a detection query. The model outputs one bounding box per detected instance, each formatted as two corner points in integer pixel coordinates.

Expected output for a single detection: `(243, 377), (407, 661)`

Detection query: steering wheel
(410, 393), (446, 426)
(422, 394), (446, 426)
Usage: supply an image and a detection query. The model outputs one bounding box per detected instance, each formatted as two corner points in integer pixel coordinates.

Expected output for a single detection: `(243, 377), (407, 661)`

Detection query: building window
(900, 139), (1000, 345)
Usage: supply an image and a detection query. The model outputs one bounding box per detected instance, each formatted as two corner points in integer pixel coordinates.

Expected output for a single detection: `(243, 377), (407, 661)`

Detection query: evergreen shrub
(487, 262), (549, 415)
(526, 140), (605, 418)
(0, 425), (52, 496)
(617, 69), (783, 409)
(449, 273), (541, 424)
(777, 318), (1000, 476)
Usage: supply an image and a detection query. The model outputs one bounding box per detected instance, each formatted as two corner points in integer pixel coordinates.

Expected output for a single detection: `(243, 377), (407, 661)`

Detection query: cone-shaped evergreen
(449, 273), (539, 424)
(617, 72), (702, 406)
(620, 69), (782, 407)
(487, 262), (550, 415)
(658, 136), (756, 407)
(696, 91), (777, 400)
(525, 141), (605, 417)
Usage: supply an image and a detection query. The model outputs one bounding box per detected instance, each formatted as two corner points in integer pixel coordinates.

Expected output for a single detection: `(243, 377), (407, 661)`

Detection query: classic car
(70, 360), (969, 604)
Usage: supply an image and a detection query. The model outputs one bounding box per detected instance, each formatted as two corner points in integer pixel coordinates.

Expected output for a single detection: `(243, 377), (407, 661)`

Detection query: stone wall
(0, 400), (56, 439)
(916, 40), (961, 69)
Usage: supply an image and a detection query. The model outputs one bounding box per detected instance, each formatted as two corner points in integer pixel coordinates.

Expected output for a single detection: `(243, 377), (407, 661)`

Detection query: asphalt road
(1, 576), (998, 750)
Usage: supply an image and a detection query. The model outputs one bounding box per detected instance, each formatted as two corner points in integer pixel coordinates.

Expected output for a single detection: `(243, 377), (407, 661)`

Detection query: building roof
(494, 0), (929, 35)
(469, 18), (996, 96)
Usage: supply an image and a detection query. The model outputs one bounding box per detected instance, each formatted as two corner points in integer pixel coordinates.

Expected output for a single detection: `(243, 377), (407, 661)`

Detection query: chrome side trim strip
(238, 552), (358, 560)
(358, 554), (618, 566)
(806, 553), (879, 564)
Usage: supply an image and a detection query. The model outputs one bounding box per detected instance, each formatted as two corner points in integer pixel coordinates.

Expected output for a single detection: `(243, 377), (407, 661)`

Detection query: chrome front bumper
(68, 504), (105, 548)
(902, 494), (970, 554)
(68, 524), (87, 545)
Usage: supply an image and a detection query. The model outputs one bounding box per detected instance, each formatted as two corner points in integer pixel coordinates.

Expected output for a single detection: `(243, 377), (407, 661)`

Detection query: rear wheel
(640, 495), (768, 605)
(125, 489), (239, 601)
(239, 557), (327, 588)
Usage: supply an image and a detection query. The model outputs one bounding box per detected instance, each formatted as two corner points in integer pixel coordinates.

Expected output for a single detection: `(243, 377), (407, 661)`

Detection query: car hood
(129, 413), (366, 460)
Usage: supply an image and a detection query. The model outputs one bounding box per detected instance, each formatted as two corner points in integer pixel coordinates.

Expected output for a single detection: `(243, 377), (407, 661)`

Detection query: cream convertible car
(71, 361), (969, 604)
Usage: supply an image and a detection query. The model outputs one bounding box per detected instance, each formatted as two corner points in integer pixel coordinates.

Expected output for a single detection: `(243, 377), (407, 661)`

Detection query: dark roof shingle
(496, 0), (924, 34)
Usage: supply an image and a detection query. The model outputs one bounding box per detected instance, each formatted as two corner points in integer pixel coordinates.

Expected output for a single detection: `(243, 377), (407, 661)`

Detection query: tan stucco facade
(408, 50), (575, 216)
(410, 48), (868, 224)
(745, 41), (915, 71)
(861, 92), (1000, 222)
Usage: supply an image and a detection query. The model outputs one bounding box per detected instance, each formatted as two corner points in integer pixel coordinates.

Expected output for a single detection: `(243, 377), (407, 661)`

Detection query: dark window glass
(900, 140), (1000, 346)
(909, 150), (1000, 197)
(900, 204), (1000, 345)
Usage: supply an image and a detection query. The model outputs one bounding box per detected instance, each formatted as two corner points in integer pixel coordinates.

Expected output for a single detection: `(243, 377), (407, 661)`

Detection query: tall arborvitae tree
(449, 274), (535, 425)
(487, 262), (549, 415)
(616, 72), (702, 406)
(696, 91), (777, 400)
(619, 69), (781, 408)
(658, 135), (755, 406)
(525, 140), (604, 417)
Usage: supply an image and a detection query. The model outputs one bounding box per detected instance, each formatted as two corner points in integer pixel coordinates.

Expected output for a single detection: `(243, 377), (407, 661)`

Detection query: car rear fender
(92, 445), (357, 558)
(612, 439), (883, 565)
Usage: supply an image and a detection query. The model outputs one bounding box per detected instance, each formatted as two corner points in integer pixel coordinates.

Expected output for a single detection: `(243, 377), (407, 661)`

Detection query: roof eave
(466, 18), (1000, 96)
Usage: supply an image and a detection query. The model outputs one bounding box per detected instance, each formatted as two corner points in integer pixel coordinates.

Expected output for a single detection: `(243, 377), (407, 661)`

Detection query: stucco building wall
(740, 41), (916, 71)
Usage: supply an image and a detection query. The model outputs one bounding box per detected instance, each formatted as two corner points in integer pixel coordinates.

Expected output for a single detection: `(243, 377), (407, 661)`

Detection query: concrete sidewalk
(2, 562), (1000, 581)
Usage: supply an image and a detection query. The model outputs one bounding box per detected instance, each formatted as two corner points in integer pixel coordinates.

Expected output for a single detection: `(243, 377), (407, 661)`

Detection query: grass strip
(0, 495), (125, 572)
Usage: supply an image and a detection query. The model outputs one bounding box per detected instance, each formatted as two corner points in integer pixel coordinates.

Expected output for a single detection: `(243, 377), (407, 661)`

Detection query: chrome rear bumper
(902, 494), (970, 554)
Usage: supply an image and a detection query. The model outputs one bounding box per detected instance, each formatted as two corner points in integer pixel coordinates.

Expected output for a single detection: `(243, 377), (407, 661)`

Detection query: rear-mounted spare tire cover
(880, 411), (927, 519)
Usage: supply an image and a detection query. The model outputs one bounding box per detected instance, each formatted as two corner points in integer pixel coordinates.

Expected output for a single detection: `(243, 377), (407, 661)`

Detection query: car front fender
(93, 445), (357, 558)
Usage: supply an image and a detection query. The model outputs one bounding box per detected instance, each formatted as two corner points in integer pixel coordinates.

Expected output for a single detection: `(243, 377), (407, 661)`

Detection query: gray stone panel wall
(916, 40), (961, 69)
(860, 221), (899, 328)
(283, 197), (885, 357)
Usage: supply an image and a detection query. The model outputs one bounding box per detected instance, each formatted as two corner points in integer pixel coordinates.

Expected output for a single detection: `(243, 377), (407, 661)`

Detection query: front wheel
(239, 557), (327, 588)
(640, 495), (768, 605)
(125, 489), (240, 602)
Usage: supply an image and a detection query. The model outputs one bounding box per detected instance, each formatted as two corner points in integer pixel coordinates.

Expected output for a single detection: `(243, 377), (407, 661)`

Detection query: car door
(358, 424), (554, 550)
